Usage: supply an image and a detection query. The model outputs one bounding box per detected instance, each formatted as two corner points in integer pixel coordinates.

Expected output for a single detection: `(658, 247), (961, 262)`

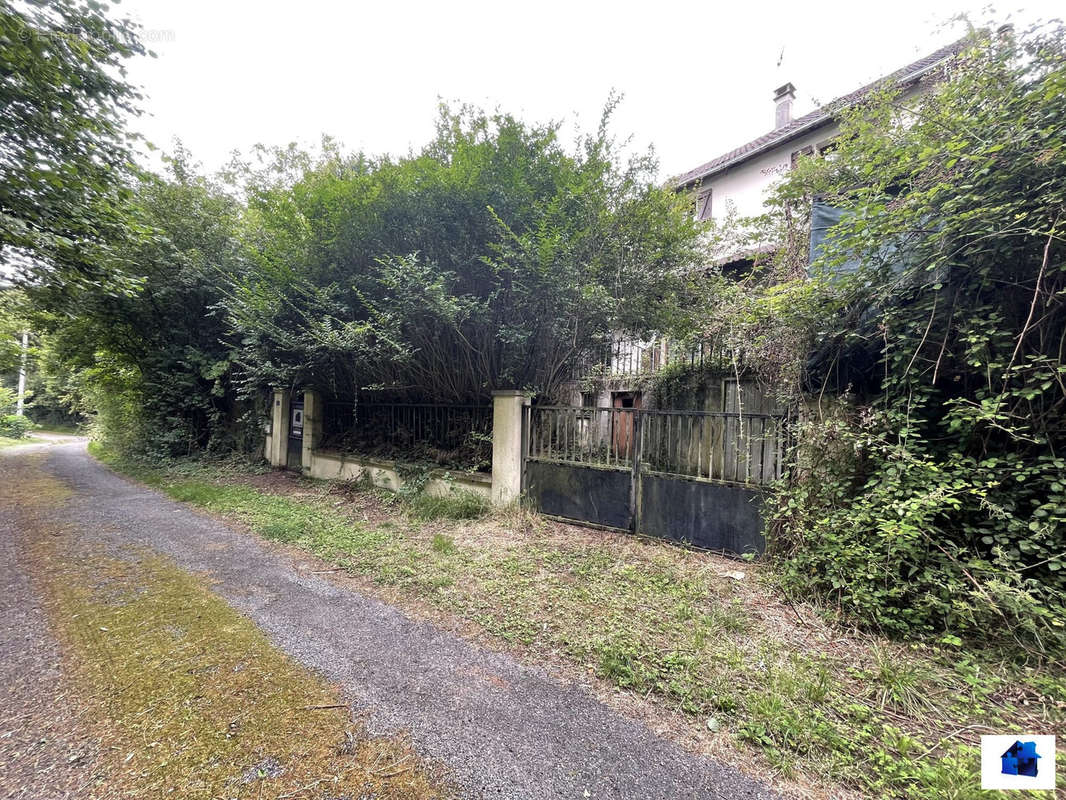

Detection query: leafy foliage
(760, 24), (1066, 654)
(0, 290), (29, 375)
(0, 411), (32, 438)
(227, 104), (703, 403)
(0, 386), (31, 436)
(1, 0), (146, 293)
(29, 102), (701, 458)
(39, 160), (250, 456)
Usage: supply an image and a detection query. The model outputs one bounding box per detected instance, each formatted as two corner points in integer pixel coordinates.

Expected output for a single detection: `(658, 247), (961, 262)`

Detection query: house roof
(674, 38), (968, 189)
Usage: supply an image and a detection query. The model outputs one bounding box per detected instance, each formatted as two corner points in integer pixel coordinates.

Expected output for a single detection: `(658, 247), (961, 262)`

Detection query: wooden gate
(523, 406), (788, 555)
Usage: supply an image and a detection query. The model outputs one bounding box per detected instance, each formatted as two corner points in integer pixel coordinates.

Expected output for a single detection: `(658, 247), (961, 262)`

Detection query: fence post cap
(491, 389), (533, 398)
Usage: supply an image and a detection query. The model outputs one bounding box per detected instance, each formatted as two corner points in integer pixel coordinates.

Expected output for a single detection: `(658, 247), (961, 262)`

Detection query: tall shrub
(762, 25), (1066, 653)
(227, 104), (703, 402)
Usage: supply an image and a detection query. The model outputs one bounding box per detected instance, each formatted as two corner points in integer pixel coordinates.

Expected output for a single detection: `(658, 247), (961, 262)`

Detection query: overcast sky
(118, 0), (1061, 181)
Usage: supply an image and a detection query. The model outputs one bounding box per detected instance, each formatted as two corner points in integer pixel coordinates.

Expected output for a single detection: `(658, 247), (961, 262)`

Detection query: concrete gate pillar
(491, 390), (530, 506)
(270, 388), (290, 468)
(302, 388), (323, 474)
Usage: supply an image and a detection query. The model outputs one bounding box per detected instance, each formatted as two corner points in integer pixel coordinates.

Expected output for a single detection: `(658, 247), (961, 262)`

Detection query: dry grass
(7, 458), (453, 800)
(94, 450), (1066, 800)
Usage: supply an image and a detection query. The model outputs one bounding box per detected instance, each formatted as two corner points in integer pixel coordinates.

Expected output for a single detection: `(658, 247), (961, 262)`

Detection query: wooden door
(611, 392), (641, 460)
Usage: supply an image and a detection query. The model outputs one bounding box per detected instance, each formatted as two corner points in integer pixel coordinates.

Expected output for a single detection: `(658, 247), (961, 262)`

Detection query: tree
(32, 103), (704, 458)
(227, 104), (703, 403)
(1, 0), (146, 293)
(0, 287), (28, 376)
(42, 157), (248, 454)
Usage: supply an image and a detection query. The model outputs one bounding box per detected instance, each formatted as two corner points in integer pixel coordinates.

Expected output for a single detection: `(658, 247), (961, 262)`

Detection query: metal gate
(287, 400), (304, 469)
(523, 406), (788, 555)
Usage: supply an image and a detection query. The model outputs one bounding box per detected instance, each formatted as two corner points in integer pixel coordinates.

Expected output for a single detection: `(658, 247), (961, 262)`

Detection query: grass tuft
(431, 533), (456, 554)
(409, 489), (490, 521)
(870, 644), (937, 715)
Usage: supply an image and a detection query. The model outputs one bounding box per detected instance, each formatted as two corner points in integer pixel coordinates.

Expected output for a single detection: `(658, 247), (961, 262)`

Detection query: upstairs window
(791, 137), (837, 167)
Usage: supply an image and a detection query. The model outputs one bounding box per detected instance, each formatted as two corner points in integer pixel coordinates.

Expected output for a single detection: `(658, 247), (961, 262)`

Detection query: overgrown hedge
(758, 25), (1066, 655)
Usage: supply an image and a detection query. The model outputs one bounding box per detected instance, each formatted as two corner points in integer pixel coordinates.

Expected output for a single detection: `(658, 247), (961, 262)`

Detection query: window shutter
(697, 189), (713, 221)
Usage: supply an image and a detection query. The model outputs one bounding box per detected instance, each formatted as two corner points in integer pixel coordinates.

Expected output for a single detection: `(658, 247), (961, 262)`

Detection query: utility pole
(15, 331), (27, 416)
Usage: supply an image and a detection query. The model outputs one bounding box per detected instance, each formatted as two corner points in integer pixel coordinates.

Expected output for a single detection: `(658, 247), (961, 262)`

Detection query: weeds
(431, 533), (456, 554)
(91, 446), (1065, 800)
(870, 645), (937, 715)
(409, 489), (490, 521)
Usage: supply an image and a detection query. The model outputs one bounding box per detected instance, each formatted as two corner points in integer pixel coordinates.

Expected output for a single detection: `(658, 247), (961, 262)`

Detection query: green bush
(770, 408), (1066, 654)
(0, 414), (35, 439)
(756, 26), (1066, 656)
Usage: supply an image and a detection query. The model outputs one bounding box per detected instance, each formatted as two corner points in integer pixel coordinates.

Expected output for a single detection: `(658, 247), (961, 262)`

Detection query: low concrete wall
(308, 449), (491, 500)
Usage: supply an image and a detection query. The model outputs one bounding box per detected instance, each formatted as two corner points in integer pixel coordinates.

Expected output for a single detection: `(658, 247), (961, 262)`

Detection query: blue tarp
(808, 201), (863, 276)
(809, 200), (915, 278)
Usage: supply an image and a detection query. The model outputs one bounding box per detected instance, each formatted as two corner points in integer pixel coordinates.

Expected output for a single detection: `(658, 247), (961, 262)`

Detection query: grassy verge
(32, 423), (84, 435)
(10, 456), (451, 800)
(92, 445), (1065, 799)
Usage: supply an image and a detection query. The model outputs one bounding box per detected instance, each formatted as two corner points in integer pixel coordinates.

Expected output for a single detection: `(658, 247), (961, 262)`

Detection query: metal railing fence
(322, 402), (492, 471)
(525, 405), (788, 486)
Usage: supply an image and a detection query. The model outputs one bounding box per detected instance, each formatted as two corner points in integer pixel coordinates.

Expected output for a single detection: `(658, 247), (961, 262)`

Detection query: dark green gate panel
(287, 400), (304, 470)
(286, 440), (302, 469)
(525, 461), (632, 530)
(639, 475), (765, 555)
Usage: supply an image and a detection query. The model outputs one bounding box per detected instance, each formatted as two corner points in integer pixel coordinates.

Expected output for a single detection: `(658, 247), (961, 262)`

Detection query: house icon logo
(982, 734), (1056, 790)
(1000, 740), (1040, 777)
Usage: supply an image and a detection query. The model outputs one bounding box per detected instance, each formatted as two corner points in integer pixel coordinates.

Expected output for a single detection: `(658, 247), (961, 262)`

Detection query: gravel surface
(0, 441), (101, 799)
(10, 442), (779, 799)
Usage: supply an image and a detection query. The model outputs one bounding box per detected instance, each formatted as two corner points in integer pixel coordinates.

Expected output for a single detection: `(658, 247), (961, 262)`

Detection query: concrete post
(491, 390), (530, 506)
(270, 388), (290, 468)
(302, 388), (322, 473)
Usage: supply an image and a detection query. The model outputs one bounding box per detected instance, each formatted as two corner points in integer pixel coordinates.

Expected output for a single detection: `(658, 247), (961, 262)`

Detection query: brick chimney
(773, 82), (796, 129)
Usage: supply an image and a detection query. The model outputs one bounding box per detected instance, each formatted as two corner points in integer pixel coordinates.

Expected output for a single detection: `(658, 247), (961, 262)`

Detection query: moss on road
(90, 446), (1066, 799)
(4, 454), (451, 800)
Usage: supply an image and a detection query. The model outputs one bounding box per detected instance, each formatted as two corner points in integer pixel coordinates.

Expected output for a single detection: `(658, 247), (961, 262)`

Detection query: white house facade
(675, 40), (964, 234)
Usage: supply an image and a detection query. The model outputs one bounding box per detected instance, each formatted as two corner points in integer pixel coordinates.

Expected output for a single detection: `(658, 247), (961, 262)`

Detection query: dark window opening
(791, 137), (838, 167)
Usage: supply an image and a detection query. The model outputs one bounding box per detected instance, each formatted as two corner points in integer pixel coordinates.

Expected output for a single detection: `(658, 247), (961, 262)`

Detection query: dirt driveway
(0, 441), (777, 799)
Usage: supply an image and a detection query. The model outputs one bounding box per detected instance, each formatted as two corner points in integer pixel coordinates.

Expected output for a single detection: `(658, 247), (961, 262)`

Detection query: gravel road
(0, 439), (101, 798)
(2, 441), (779, 799)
